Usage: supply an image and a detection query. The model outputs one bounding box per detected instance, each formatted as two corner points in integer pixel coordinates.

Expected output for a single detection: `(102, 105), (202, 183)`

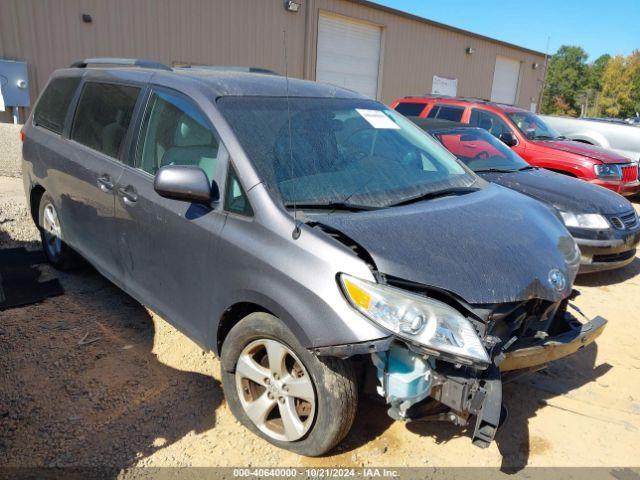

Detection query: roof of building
(349, 0), (546, 57)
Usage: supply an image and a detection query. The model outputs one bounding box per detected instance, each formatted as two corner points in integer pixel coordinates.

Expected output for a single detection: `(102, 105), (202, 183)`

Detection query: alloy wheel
(42, 202), (62, 259)
(235, 338), (316, 442)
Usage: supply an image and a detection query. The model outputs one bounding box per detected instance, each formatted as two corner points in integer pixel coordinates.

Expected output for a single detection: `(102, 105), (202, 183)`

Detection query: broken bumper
(499, 315), (607, 372)
(369, 314), (607, 449)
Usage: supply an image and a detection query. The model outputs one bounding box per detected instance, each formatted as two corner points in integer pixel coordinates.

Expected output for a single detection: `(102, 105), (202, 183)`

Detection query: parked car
(412, 118), (640, 273)
(626, 116), (640, 126)
(23, 59), (606, 455)
(392, 96), (640, 196)
(584, 117), (630, 126)
(540, 114), (640, 162)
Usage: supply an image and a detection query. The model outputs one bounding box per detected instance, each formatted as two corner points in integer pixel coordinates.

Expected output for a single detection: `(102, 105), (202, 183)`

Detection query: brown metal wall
(0, 0), (544, 123)
(309, 0), (545, 107)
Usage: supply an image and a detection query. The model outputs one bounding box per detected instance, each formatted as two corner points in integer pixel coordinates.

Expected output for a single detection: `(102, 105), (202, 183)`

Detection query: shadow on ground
(0, 242), (221, 475)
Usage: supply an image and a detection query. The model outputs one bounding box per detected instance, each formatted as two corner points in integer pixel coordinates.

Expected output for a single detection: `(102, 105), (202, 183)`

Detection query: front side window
(136, 90), (220, 180)
(506, 111), (561, 140)
(217, 97), (477, 209)
(469, 109), (511, 139)
(33, 77), (81, 134)
(225, 166), (253, 216)
(71, 82), (140, 158)
(432, 129), (528, 172)
(393, 102), (427, 117)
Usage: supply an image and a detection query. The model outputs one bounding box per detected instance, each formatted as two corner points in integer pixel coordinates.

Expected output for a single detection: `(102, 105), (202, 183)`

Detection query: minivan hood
(314, 184), (579, 305)
(479, 168), (632, 215)
(533, 139), (630, 164)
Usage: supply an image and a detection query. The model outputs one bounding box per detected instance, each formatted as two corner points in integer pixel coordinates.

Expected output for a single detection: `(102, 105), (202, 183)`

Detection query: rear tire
(220, 312), (358, 456)
(38, 193), (78, 270)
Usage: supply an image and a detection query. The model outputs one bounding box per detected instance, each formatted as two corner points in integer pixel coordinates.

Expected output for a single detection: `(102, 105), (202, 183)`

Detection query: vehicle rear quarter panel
(22, 125), (76, 226)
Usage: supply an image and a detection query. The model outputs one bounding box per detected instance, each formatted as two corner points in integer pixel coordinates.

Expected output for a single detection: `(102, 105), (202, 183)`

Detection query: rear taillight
(20, 129), (25, 143)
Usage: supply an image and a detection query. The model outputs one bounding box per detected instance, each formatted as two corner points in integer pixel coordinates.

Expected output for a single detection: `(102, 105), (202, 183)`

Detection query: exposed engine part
(372, 343), (434, 420)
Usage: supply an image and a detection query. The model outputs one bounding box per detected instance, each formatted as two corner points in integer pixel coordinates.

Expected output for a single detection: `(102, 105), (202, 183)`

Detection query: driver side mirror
(154, 165), (219, 204)
(499, 131), (517, 147)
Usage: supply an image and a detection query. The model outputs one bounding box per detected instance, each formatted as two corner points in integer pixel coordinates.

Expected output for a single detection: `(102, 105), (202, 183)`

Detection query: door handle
(118, 186), (138, 205)
(97, 175), (114, 192)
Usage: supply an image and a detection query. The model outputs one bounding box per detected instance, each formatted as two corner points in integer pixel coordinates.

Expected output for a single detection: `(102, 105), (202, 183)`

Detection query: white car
(540, 114), (640, 162)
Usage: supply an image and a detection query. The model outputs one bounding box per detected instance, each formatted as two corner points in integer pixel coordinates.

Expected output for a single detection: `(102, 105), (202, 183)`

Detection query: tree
(541, 45), (589, 116)
(584, 54), (611, 115)
(598, 55), (635, 117)
(628, 50), (640, 116)
(587, 54), (611, 91)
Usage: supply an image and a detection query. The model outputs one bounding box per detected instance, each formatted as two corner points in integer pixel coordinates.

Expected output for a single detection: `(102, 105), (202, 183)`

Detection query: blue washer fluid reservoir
(372, 343), (433, 418)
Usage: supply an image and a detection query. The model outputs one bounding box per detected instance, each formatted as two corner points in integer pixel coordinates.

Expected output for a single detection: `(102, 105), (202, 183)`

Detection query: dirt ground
(1, 175), (639, 475)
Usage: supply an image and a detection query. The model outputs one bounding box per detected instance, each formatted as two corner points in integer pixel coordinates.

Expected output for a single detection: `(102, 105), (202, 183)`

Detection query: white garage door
(316, 13), (382, 99)
(490, 56), (521, 104)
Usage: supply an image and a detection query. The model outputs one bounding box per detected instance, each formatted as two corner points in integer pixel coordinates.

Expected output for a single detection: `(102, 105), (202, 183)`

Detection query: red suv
(391, 96), (640, 196)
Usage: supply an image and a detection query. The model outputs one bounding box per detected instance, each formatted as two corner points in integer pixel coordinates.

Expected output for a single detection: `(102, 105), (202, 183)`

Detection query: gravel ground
(0, 124), (23, 178)
(1, 176), (640, 477)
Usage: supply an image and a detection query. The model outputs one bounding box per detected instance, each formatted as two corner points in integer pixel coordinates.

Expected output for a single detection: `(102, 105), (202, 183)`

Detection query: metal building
(0, 0), (546, 123)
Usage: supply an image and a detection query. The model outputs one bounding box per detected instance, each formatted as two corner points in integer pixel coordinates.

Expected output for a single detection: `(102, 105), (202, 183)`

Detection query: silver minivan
(22, 58), (606, 455)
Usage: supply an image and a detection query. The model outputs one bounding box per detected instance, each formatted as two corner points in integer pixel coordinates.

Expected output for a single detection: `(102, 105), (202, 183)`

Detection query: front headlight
(339, 274), (489, 364)
(559, 211), (610, 229)
(594, 164), (622, 180)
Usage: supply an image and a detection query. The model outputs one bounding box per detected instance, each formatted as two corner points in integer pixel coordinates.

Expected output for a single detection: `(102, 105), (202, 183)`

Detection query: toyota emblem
(548, 268), (567, 292)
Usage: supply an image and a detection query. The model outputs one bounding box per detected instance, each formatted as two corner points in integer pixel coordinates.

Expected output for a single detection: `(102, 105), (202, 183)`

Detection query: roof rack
(177, 65), (280, 75)
(458, 96), (493, 103)
(70, 58), (172, 71)
(404, 94), (509, 106)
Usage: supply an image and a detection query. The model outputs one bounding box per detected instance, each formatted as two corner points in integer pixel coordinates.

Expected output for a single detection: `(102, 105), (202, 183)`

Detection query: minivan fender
(214, 289), (313, 355)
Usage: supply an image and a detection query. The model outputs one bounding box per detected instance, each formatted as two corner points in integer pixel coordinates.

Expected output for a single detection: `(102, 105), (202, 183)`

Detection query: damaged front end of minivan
(331, 273), (607, 448)
(309, 190), (607, 449)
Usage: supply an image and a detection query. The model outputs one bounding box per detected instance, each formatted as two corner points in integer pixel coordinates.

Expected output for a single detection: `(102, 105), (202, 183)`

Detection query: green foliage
(599, 51), (640, 117)
(541, 46), (640, 119)
(629, 51), (640, 115)
(541, 45), (588, 116)
(599, 55), (632, 117)
(588, 54), (611, 91)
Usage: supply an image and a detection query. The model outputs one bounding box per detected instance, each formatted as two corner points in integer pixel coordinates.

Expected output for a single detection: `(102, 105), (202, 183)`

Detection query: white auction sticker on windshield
(356, 109), (400, 129)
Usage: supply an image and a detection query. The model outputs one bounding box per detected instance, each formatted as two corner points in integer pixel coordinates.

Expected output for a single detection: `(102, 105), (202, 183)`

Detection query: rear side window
(136, 90), (221, 180)
(71, 82), (140, 158)
(33, 77), (81, 134)
(393, 102), (427, 116)
(427, 105), (464, 122)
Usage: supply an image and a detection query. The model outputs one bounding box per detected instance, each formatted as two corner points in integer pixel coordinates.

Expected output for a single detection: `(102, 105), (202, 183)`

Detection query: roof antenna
(283, 28), (301, 240)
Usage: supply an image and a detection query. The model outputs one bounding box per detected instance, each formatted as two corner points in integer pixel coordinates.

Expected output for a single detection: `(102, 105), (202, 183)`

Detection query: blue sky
(370, 0), (639, 61)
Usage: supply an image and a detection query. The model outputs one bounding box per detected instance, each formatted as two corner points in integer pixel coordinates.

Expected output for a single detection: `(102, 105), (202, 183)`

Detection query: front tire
(221, 312), (358, 456)
(38, 193), (77, 270)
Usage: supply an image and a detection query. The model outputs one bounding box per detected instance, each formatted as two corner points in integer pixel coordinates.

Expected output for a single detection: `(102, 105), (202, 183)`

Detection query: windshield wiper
(517, 165), (537, 171)
(474, 167), (518, 173)
(532, 135), (558, 140)
(284, 201), (376, 212)
(386, 186), (481, 207)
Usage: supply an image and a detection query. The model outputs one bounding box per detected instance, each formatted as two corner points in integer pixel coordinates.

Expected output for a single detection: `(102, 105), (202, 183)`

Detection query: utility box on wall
(0, 59), (30, 122)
